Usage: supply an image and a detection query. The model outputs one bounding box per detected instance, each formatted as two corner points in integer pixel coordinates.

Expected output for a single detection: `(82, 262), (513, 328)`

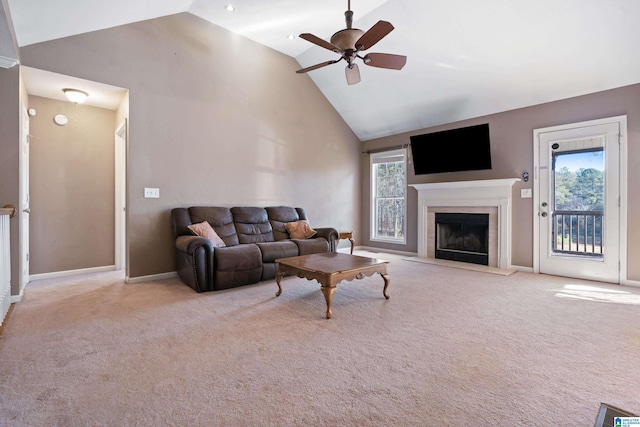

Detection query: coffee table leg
(275, 271), (284, 297)
(320, 285), (337, 319)
(381, 273), (390, 299)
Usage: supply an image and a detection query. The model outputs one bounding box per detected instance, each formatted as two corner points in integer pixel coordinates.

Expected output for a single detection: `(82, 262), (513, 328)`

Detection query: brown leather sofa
(171, 206), (338, 292)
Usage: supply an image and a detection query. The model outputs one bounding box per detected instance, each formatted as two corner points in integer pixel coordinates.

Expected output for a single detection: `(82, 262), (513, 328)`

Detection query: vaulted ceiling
(5, 0), (640, 140)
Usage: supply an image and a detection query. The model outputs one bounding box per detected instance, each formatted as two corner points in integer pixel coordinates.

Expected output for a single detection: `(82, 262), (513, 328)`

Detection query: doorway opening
(21, 66), (129, 281)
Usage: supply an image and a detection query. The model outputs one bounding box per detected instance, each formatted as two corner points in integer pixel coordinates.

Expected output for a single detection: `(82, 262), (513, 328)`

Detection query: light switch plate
(144, 187), (160, 198)
(521, 188), (532, 198)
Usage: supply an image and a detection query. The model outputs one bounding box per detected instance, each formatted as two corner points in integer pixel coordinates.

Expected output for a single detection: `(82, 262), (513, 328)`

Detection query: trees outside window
(552, 149), (605, 253)
(371, 149), (406, 243)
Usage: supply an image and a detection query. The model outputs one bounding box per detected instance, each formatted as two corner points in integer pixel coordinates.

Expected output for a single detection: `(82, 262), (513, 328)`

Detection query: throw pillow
(285, 220), (317, 239)
(188, 221), (226, 248)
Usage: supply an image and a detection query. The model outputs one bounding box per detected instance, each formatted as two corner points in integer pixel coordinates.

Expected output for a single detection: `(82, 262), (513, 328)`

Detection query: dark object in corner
(594, 403), (638, 427)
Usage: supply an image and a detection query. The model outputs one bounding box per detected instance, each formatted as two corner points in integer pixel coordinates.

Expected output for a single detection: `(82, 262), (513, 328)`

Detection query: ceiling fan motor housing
(330, 28), (364, 51)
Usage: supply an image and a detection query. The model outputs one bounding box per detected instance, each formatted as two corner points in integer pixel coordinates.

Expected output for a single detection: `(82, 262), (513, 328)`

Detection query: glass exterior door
(537, 121), (620, 283)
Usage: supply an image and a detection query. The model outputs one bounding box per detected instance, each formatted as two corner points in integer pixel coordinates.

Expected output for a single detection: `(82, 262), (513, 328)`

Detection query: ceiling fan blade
(296, 60), (340, 74)
(345, 63), (361, 85)
(355, 21), (394, 51)
(299, 33), (340, 52)
(363, 53), (407, 70)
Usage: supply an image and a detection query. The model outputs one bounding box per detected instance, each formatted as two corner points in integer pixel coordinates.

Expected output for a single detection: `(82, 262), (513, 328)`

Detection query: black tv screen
(410, 123), (492, 175)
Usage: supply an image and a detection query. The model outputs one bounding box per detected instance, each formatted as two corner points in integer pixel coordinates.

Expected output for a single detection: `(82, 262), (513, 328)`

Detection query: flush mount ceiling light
(62, 88), (89, 104)
(225, 4), (235, 12)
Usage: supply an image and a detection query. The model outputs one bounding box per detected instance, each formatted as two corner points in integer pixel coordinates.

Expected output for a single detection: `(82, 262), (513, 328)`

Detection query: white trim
(357, 246), (418, 257)
(114, 120), (127, 271)
(411, 178), (520, 191)
(30, 265), (115, 281)
(621, 279), (640, 288)
(0, 56), (19, 68)
(532, 115), (628, 284)
(410, 178), (520, 269)
(10, 287), (24, 303)
(512, 265), (534, 273)
(370, 148), (408, 245)
(618, 119), (628, 284)
(125, 271), (178, 284)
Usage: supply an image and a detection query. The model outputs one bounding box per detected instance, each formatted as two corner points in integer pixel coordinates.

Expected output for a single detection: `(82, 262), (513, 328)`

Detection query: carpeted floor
(1, 250), (639, 426)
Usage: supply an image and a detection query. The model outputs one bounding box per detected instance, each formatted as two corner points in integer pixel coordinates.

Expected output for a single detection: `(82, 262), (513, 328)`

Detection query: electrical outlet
(521, 188), (532, 198)
(144, 187), (160, 198)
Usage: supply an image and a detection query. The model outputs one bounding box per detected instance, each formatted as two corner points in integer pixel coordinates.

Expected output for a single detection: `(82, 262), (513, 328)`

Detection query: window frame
(370, 148), (407, 244)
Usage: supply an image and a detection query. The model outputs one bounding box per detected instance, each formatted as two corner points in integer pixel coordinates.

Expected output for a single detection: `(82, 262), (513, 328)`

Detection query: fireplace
(435, 213), (489, 265)
(410, 178), (520, 269)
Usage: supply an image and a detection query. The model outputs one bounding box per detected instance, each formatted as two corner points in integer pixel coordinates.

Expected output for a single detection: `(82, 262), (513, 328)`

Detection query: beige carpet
(1, 250), (640, 426)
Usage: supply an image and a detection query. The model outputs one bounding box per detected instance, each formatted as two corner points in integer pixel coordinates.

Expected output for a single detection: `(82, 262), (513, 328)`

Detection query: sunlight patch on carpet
(555, 284), (640, 305)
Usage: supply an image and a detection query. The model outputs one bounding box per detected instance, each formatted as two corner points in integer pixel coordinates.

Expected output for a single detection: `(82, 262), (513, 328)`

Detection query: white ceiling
(7, 0), (640, 140)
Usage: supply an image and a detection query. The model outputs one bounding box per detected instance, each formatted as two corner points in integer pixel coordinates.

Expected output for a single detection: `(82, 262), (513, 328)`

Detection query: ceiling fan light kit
(297, 0), (406, 85)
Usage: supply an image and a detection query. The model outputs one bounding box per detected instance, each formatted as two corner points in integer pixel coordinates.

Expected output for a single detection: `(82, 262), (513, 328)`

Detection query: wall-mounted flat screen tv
(409, 123), (492, 175)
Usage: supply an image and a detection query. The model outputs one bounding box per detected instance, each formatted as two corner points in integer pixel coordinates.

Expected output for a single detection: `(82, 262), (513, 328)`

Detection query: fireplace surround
(410, 178), (520, 269)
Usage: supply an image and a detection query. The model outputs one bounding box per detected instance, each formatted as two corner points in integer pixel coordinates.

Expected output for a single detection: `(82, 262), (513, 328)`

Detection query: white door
(115, 120), (127, 271)
(534, 118), (623, 283)
(19, 104), (30, 290)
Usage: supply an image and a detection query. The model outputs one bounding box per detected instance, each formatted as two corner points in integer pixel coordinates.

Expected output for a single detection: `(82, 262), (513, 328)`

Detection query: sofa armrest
(313, 227), (339, 252)
(176, 235), (214, 254)
(175, 235), (215, 292)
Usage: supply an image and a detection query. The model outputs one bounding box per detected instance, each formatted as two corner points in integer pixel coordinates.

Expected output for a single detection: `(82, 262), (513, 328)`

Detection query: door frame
(115, 119), (127, 271)
(532, 115), (628, 284)
(18, 103), (29, 295)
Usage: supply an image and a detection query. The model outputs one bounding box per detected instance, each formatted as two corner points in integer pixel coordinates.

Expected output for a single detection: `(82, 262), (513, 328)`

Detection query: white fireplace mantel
(409, 178), (520, 269)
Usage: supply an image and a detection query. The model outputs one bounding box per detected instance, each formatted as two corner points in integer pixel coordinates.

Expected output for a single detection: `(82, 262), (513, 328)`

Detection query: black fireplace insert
(435, 213), (489, 266)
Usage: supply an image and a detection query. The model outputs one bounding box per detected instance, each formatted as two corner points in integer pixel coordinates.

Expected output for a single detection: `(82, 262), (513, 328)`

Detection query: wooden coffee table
(275, 253), (390, 319)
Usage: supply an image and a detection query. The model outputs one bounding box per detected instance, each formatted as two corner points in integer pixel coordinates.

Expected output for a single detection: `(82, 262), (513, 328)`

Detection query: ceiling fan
(296, 0), (407, 85)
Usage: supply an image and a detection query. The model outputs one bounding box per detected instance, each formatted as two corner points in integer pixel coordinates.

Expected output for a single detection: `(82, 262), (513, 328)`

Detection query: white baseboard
(622, 278), (640, 287)
(126, 271), (178, 284)
(30, 265), (116, 281)
(10, 287), (24, 303)
(356, 246), (419, 257)
(512, 265), (534, 273)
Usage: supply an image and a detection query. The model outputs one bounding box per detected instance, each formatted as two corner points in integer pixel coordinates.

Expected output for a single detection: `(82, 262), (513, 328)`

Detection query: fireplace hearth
(435, 213), (489, 265)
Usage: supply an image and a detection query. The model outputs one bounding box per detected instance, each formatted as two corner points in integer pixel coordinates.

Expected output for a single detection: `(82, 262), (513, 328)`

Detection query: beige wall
(361, 83), (640, 280)
(0, 66), (20, 294)
(27, 96), (116, 274)
(19, 13), (361, 279)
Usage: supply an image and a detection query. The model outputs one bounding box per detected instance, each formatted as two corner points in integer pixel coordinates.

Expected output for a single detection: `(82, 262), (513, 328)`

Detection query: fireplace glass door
(435, 213), (489, 265)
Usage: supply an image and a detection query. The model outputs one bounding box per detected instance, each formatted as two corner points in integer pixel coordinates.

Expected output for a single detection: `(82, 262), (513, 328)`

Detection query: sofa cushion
(214, 244), (261, 270)
(189, 207), (239, 246)
(293, 238), (329, 255)
(188, 221), (226, 248)
(255, 241), (299, 263)
(231, 207), (275, 244)
(285, 220), (317, 239)
(213, 244), (263, 291)
(266, 206), (303, 240)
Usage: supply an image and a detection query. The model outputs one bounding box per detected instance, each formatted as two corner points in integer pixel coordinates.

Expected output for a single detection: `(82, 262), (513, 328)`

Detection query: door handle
(23, 208), (30, 213)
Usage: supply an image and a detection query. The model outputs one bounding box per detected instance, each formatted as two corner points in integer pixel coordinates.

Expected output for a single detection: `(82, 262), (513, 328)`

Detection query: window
(371, 149), (406, 243)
